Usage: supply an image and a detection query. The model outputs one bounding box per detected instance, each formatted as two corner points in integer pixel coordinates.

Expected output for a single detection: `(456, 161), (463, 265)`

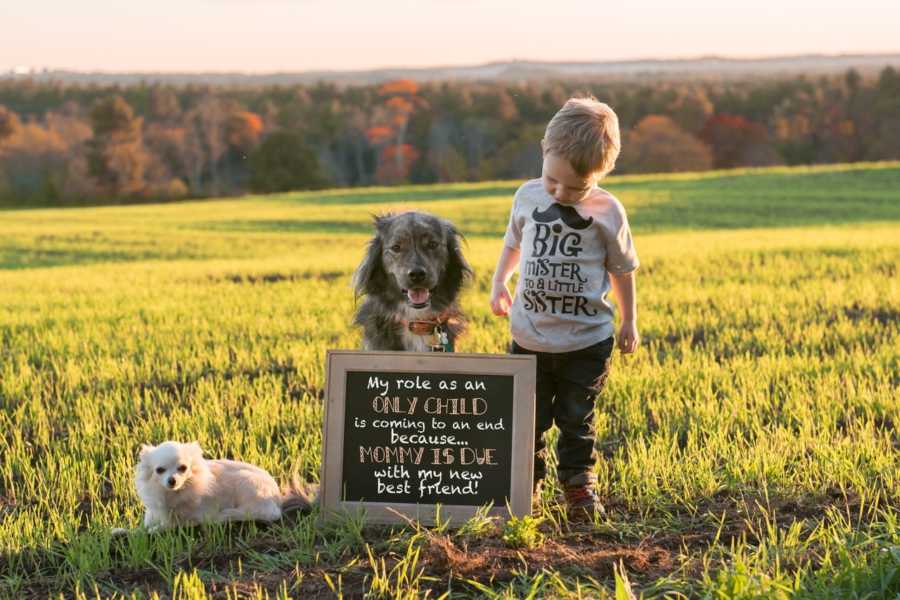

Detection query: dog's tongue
(407, 288), (430, 305)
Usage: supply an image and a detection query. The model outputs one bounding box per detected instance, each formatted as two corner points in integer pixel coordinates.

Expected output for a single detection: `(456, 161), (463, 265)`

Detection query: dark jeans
(512, 337), (614, 485)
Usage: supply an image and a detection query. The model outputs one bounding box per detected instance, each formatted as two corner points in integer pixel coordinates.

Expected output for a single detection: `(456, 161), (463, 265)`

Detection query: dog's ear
(136, 445), (155, 480)
(352, 214), (392, 298)
(440, 220), (473, 298)
(373, 212), (394, 233)
(188, 441), (204, 458)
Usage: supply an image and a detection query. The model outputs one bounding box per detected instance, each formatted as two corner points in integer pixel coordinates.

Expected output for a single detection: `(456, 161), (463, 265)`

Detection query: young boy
(490, 97), (639, 518)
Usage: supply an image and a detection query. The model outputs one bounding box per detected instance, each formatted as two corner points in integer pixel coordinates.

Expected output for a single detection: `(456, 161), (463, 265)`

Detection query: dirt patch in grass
(0, 495), (16, 519)
(840, 302), (900, 326)
(423, 532), (673, 582)
(6, 487), (885, 599)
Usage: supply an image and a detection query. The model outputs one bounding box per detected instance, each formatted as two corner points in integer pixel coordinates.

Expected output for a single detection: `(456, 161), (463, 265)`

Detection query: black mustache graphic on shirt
(532, 202), (594, 230)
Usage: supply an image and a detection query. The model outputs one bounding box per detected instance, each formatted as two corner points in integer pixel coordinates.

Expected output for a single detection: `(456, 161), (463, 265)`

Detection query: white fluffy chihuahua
(122, 441), (311, 532)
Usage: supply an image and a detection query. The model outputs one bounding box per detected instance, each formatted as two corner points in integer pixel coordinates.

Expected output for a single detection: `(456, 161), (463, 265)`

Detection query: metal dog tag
(431, 326), (452, 353)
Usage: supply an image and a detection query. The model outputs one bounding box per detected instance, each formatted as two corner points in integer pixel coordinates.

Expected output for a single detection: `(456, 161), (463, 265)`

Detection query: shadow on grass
(607, 166), (900, 232)
(194, 219), (374, 235)
(0, 247), (175, 271)
(0, 245), (220, 270)
(279, 183), (520, 206)
(205, 167), (900, 236)
(3, 167), (898, 269)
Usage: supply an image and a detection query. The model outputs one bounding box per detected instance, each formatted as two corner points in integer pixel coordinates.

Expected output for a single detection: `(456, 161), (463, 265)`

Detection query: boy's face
(541, 145), (595, 205)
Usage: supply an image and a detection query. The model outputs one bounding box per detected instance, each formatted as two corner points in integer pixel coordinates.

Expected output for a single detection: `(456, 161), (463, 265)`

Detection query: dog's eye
(177, 464), (188, 473)
(426, 241), (439, 250)
(155, 467), (165, 474)
(390, 244), (402, 252)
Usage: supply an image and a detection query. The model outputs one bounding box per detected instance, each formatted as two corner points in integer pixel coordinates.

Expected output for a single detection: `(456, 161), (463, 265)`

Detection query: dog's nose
(167, 477), (176, 488)
(408, 267), (426, 284)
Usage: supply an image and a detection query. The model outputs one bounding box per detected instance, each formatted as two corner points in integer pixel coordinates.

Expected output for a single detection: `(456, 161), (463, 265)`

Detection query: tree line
(1, 68), (898, 206)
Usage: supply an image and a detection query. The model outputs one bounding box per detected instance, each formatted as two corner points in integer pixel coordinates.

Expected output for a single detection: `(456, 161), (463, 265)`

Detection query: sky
(3, 0), (899, 73)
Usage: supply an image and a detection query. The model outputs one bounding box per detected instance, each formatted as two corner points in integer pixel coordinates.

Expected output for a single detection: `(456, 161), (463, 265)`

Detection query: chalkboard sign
(321, 351), (536, 525)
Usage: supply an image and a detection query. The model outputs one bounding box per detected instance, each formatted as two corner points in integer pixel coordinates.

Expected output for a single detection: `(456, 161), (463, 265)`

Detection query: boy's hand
(617, 320), (639, 354)
(490, 282), (513, 317)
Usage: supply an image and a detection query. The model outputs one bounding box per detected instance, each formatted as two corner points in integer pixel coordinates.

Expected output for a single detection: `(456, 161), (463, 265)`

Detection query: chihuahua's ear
(188, 441), (204, 457)
(136, 445), (155, 481)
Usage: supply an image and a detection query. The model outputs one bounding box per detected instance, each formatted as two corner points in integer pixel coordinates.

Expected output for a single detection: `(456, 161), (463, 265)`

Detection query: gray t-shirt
(503, 178), (639, 353)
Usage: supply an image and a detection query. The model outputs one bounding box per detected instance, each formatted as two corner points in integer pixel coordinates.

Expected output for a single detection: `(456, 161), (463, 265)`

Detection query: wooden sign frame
(320, 350), (536, 525)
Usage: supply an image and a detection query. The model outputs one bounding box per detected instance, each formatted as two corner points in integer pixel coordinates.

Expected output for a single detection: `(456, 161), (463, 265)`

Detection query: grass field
(0, 162), (898, 598)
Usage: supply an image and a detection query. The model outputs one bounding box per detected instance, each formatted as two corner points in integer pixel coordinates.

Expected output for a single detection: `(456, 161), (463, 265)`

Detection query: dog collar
(395, 312), (457, 352)
(407, 320), (441, 335)
(395, 311), (455, 335)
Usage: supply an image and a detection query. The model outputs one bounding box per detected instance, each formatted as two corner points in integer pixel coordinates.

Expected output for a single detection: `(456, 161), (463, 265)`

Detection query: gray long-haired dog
(353, 212), (472, 352)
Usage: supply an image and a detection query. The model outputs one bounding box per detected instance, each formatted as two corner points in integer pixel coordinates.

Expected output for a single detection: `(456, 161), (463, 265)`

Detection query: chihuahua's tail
(280, 474), (318, 515)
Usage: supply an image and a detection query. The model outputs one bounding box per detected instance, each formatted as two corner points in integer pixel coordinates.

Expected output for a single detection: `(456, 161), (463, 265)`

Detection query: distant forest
(1, 67), (898, 206)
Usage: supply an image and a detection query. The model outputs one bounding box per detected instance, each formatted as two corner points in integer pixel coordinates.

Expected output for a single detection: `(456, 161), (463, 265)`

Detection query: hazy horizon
(5, 0), (900, 73)
(7, 51), (900, 76)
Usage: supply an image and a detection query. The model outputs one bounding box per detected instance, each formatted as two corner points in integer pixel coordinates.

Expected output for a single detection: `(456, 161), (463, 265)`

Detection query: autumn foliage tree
(2, 67), (900, 206)
(700, 114), (780, 169)
(148, 87), (182, 124)
(619, 115), (713, 173)
(0, 105), (20, 141)
(0, 104), (83, 203)
(183, 95), (228, 195)
(86, 96), (148, 197)
(225, 111), (263, 156)
(367, 79), (424, 184)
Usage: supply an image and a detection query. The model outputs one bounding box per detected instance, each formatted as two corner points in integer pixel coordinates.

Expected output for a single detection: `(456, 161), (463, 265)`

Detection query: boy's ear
(139, 444), (155, 459)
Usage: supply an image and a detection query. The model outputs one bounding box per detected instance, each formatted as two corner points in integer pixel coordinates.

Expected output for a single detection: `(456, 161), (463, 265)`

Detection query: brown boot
(562, 473), (605, 520)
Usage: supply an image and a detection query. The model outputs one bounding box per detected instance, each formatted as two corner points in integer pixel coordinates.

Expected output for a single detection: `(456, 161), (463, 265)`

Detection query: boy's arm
(609, 270), (638, 353)
(490, 245), (521, 316)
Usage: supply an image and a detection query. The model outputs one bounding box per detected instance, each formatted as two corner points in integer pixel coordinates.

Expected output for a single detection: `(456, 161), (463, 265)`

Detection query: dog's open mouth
(404, 288), (431, 308)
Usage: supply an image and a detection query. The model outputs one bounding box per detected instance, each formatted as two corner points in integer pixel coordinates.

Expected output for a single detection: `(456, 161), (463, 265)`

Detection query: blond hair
(543, 97), (621, 178)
